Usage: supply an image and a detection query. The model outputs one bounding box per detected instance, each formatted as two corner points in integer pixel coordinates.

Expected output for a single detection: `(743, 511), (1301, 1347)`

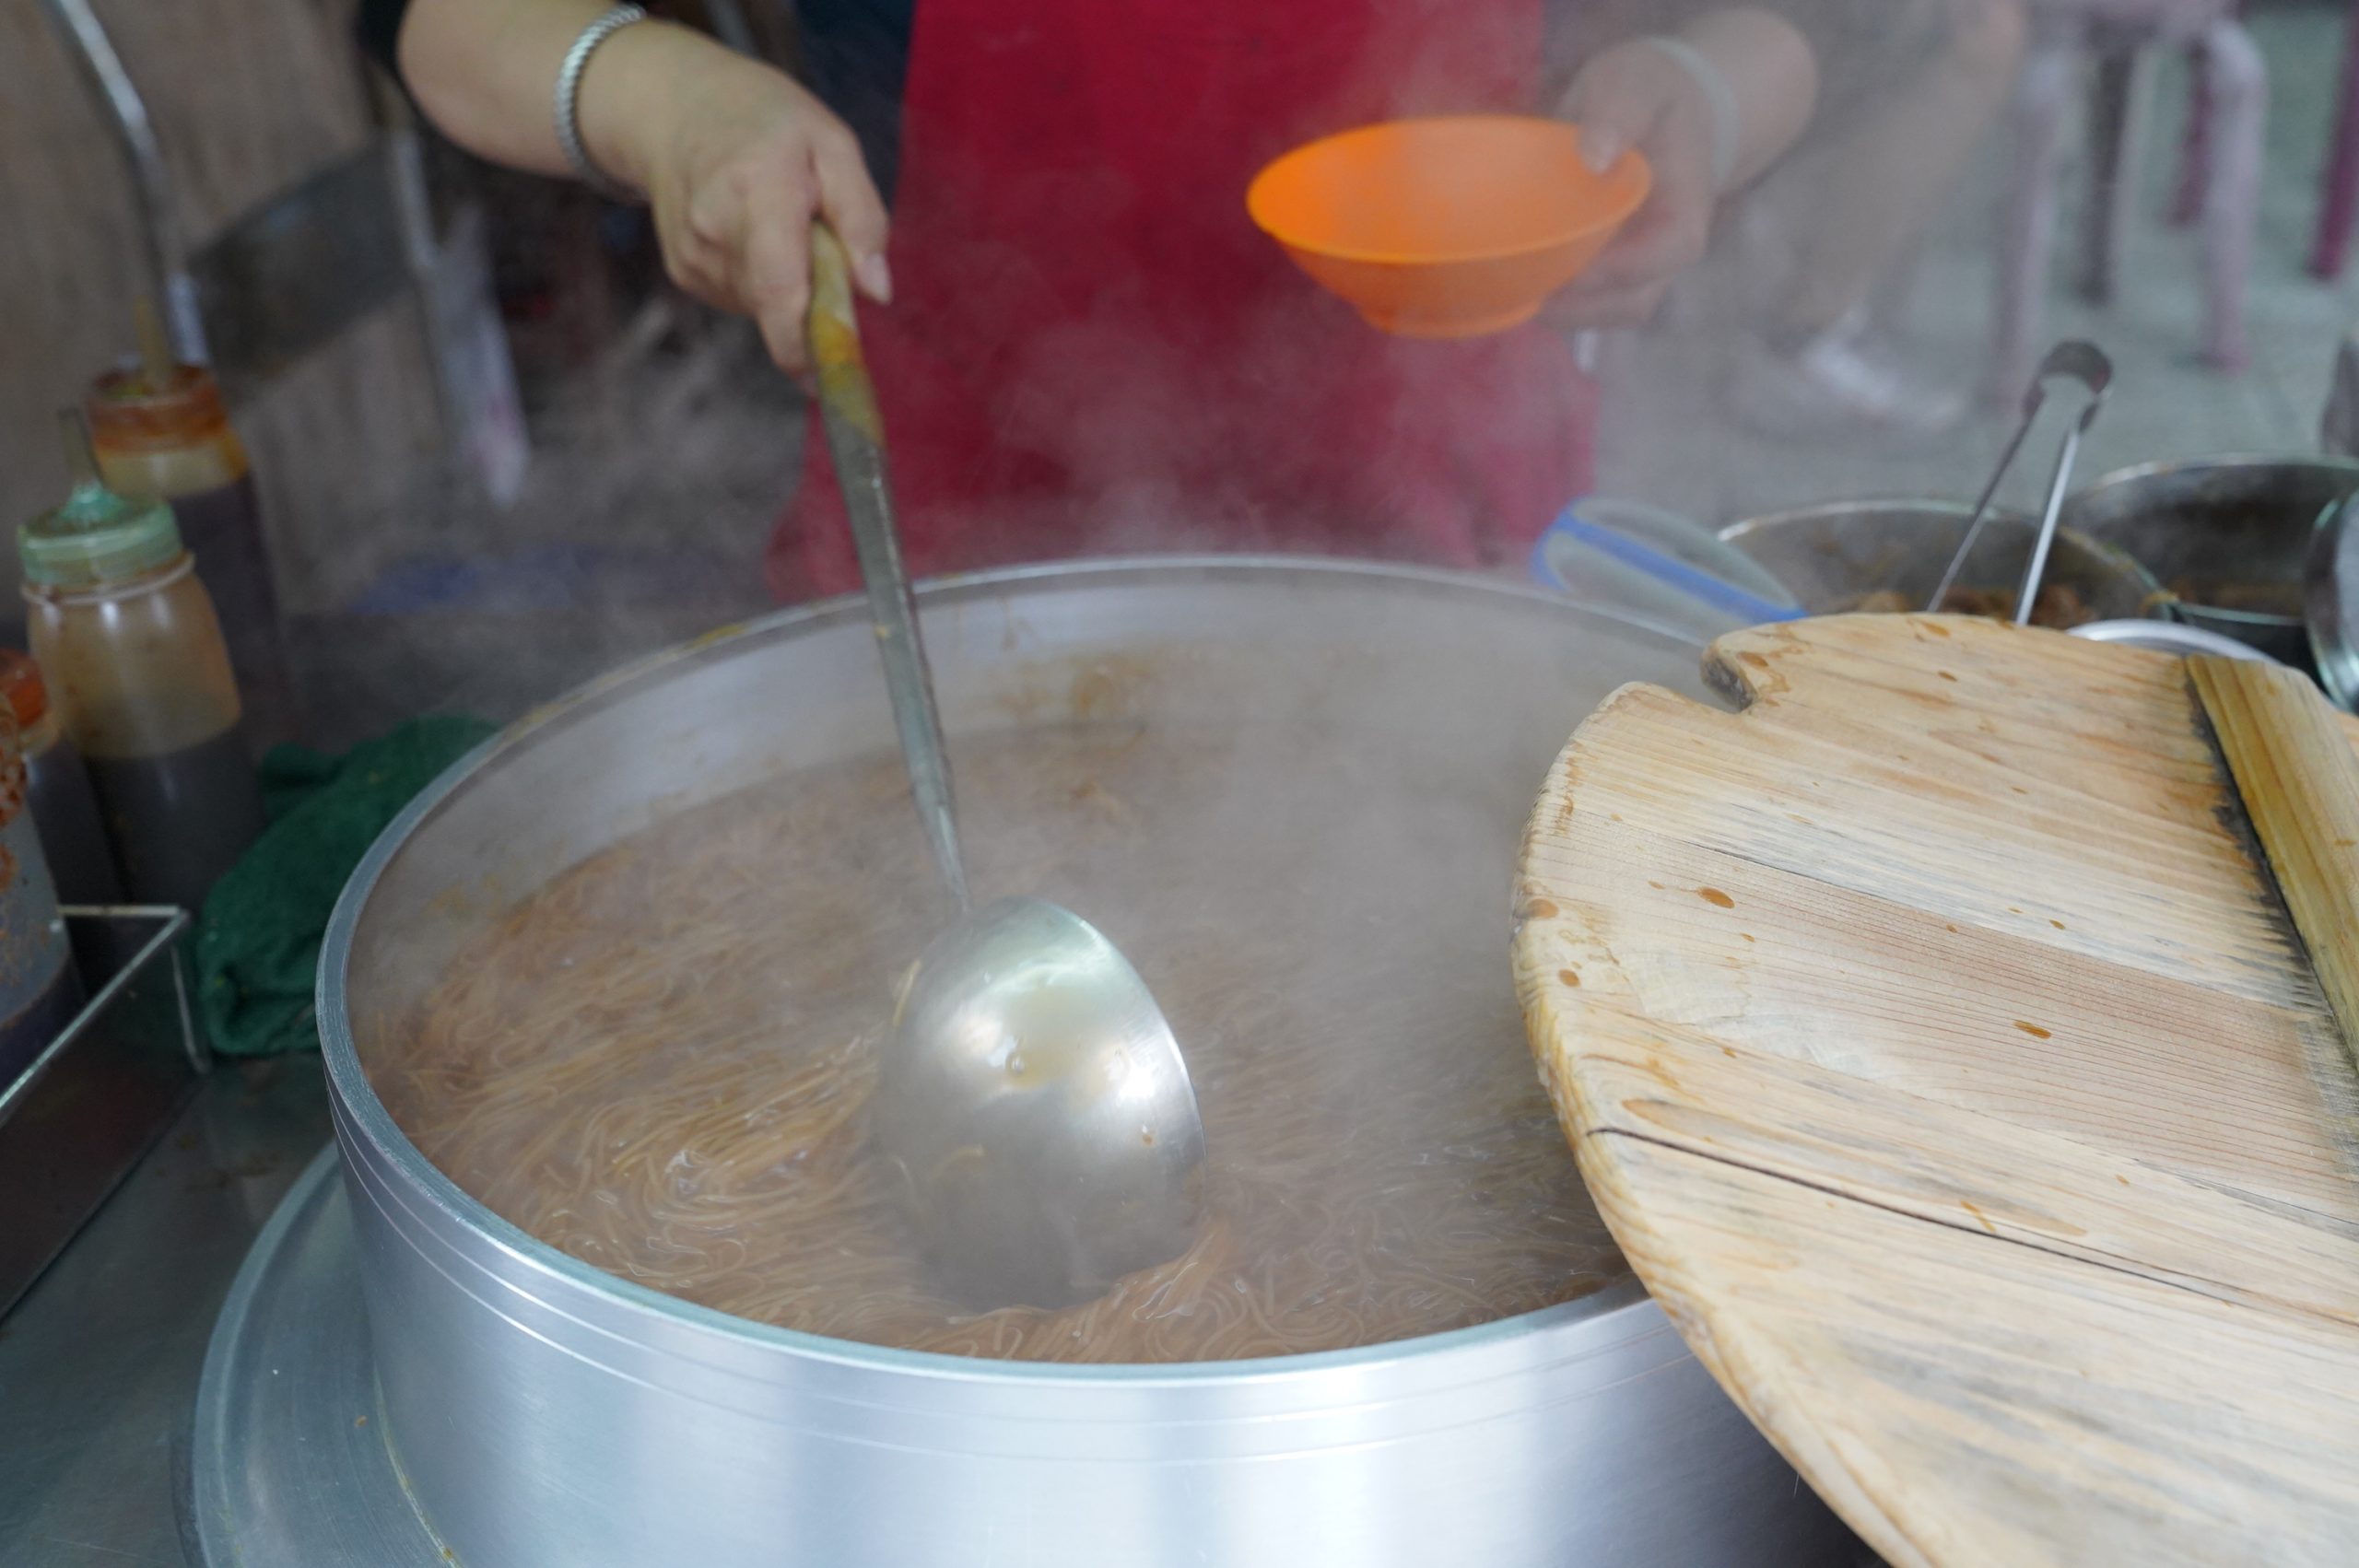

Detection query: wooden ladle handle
(806, 224), (883, 443)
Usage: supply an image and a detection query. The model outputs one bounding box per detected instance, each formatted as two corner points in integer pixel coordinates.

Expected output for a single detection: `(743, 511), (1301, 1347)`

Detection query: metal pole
(36, 0), (207, 363)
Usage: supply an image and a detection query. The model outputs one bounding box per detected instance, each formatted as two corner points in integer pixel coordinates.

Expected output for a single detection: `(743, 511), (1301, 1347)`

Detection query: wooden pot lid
(1514, 614), (2359, 1565)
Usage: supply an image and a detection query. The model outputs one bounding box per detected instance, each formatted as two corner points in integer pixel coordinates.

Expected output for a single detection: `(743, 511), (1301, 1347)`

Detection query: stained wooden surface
(2195, 654), (2359, 1129)
(1514, 614), (2359, 1566)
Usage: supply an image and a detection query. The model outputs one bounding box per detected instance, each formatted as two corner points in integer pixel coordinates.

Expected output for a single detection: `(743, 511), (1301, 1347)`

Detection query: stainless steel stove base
(183, 1143), (1877, 1568)
(182, 1145), (443, 1566)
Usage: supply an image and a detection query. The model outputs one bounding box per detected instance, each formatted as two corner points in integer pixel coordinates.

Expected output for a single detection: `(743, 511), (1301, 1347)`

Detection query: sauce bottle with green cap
(20, 413), (264, 913)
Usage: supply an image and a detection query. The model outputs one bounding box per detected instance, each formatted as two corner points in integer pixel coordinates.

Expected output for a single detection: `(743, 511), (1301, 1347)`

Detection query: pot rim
(1716, 496), (2020, 532)
(315, 554), (1670, 1387)
(1714, 497), (2167, 608)
(2067, 451), (2359, 495)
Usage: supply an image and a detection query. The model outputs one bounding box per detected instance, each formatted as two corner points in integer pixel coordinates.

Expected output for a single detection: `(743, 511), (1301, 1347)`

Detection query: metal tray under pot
(2058, 455), (2359, 661)
(317, 558), (1852, 1568)
(1716, 499), (2163, 622)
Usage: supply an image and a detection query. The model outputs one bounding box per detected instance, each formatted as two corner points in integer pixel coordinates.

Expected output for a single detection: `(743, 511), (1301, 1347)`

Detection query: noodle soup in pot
(378, 697), (1625, 1363)
(325, 562), (1850, 1568)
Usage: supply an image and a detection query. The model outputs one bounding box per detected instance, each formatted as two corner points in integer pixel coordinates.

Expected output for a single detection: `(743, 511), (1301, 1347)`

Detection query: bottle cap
(20, 410), (182, 589)
(0, 652), (47, 730)
(86, 362), (236, 451)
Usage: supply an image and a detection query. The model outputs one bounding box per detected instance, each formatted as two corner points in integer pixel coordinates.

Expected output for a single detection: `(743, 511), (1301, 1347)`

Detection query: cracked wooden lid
(1515, 614), (2359, 1565)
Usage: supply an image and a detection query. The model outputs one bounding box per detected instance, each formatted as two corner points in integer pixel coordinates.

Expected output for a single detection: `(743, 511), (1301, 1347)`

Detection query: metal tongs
(1927, 342), (2114, 622)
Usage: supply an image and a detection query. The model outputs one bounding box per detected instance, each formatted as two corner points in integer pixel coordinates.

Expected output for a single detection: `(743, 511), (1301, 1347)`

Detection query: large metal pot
(1717, 499), (2163, 620)
(320, 558), (1850, 1568)
(2059, 455), (2359, 661)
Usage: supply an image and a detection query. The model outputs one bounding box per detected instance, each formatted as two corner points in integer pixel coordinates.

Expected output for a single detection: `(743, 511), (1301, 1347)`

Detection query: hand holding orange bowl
(1246, 115), (1651, 339)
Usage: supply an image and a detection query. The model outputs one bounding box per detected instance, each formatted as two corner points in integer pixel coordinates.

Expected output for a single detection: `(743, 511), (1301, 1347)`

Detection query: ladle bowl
(874, 896), (1206, 1310)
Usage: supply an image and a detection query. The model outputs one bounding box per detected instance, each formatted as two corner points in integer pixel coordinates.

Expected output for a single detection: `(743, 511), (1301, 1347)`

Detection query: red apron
(767, 0), (1598, 601)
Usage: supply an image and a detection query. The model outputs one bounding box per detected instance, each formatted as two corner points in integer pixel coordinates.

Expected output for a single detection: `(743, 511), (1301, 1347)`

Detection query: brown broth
(1845, 582), (2096, 628)
(379, 720), (1625, 1363)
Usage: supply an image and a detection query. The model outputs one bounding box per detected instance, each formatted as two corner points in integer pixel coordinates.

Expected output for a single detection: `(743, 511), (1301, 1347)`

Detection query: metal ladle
(1927, 341), (2113, 619)
(804, 227), (1207, 1311)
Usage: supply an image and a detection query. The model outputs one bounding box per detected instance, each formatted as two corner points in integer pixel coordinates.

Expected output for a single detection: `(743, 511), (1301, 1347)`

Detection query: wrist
(573, 19), (710, 196)
(1672, 9), (1818, 189)
(1633, 35), (1740, 193)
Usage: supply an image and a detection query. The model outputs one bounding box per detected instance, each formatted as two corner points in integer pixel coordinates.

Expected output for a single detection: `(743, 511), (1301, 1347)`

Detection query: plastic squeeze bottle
(21, 413), (264, 913)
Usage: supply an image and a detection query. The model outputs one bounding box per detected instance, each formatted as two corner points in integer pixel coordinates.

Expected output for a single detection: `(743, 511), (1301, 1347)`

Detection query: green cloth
(197, 715), (496, 1057)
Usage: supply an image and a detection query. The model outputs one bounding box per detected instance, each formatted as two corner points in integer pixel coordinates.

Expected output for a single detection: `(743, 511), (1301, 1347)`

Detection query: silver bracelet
(1634, 35), (1742, 195)
(556, 3), (650, 203)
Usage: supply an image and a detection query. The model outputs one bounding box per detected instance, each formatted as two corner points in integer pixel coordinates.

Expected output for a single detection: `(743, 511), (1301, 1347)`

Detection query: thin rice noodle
(378, 720), (1625, 1363)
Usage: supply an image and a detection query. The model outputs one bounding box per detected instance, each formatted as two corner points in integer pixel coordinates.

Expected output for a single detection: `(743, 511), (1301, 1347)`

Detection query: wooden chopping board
(1512, 614), (2359, 1567)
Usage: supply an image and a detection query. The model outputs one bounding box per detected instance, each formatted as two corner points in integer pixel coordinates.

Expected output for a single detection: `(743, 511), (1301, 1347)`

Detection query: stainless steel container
(319, 558), (1850, 1568)
(1718, 498), (2163, 620)
(0, 726), (80, 1087)
(2059, 455), (2359, 661)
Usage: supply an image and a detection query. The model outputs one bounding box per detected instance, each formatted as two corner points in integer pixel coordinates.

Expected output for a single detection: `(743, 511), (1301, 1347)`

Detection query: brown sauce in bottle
(85, 726), (264, 911)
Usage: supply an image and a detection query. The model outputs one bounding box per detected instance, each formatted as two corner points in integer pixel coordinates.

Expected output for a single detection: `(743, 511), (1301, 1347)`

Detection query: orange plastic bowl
(1247, 115), (1651, 338)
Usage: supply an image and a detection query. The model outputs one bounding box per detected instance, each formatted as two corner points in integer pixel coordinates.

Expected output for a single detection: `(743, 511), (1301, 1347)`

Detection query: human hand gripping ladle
(804, 225), (1207, 1312)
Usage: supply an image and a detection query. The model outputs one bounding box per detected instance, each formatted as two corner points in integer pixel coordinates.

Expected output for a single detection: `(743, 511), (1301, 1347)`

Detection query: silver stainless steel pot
(319, 557), (1851, 1568)
(1717, 498), (2162, 620)
(2058, 455), (2359, 661)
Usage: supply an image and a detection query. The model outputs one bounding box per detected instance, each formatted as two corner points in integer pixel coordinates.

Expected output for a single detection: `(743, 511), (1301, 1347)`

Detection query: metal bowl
(1716, 499), (2164, 622)
(319, 557), (1850, 1568)
(2058, 455), (2359, 661)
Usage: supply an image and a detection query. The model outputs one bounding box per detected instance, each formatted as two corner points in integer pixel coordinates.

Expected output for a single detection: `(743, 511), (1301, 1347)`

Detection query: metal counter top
(0, 1059), (332, 1567)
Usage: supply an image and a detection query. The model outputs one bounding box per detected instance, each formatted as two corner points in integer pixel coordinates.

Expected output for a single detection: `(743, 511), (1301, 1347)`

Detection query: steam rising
(358, 595), (1694, 1361)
